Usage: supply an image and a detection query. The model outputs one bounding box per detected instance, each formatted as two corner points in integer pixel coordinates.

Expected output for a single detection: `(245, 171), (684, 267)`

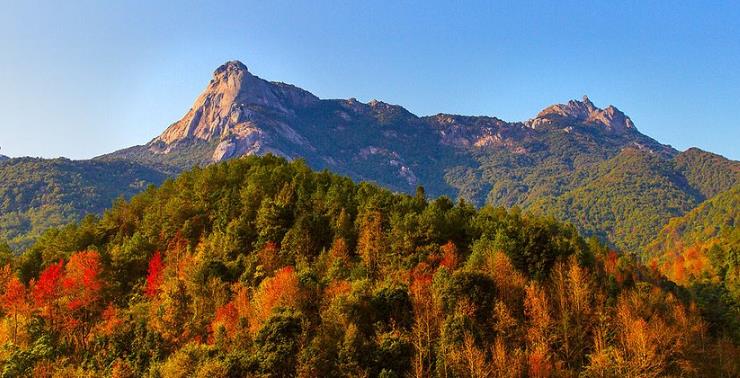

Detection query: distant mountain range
(2, 60), (738, 253)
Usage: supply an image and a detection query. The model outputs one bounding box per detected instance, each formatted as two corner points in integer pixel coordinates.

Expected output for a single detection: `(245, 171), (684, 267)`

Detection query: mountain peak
(581, 95), (594, 108)
(149, 61), (320, 160)
(214, 60), (249, 75)
(533, 96), (635, 133)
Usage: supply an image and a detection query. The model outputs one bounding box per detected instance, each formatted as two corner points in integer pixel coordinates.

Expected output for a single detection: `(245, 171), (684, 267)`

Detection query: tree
(145, 251), (165, 298)
(256, 198), (292, 246)
(440, 241), (459, 270)
(254, 308), (304, 377)
(357, 210), (385, 275)
(1, 275), (29, 344)
(524, 282), (553, 377)
(31, 260), (65, 330)
(410, 264), (440, 378)
(62, 251), (103, 313)
(149, 278), (193, 346)
(60, 250), (104, 351)
(251, 266), (301, 333)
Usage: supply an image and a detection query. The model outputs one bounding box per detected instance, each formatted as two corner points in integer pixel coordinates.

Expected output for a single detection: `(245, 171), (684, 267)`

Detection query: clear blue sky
(1, 1), (738, 160)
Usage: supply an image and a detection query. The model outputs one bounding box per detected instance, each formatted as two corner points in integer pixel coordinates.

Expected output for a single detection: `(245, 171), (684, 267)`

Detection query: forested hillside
(528, 147), (739, 253)
(0, 155), (736, 377)
(645, 184), (739, 333)
(0, 158), (167, 250)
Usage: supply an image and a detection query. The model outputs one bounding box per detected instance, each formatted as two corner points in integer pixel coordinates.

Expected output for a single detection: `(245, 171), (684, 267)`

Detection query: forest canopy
(0, 155), (737, 377)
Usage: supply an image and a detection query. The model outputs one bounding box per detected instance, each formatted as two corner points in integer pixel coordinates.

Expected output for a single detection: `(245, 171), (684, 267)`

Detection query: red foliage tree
(98, 303), (123, 337)
(409, 261), (439, 377)
(32, 260), (65, 326)
(212, 302), (239, 338)
(145, 251), (165, 298)
(55, 251), (105, 352)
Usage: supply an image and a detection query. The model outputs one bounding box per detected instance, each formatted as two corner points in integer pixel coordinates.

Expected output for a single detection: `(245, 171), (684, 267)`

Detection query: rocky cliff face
(149, 61), (319, 161)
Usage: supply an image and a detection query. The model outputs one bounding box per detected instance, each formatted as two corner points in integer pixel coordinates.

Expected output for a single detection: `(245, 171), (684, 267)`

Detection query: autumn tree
(31, 260), (65, 331)
(149, 277), (193, 346)
(1, 274), (30, 344)
(440, 241), (459, 270)
(145, 251), (165, 298)
(550, 257), (594, 369)
(524, 282), (554, 377)
(410, 263), (440, 377)
(357, 210), (385, 275)
(60, 250), (104, 351)
(250, 266), (302, 333)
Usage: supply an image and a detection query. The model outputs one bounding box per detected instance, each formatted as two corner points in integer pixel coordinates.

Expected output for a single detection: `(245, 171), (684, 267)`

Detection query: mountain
(102, 61), (673, 202)
(102, 60), (738, 253)
(0, 157), (167, 249)
(102, 62), (677, 199)
(1, 61), (734, 254)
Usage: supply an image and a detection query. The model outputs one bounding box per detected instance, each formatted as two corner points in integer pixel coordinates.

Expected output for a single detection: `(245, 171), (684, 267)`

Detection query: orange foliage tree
(250, 266), (301, 333)
(1, 274), (30, 344)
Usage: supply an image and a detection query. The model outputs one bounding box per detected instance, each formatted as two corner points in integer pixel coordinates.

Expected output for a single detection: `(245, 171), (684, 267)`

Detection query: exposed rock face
(150, 61), (319, 160)
(531, 95), (635, 132)
(0, 155), (9, 162)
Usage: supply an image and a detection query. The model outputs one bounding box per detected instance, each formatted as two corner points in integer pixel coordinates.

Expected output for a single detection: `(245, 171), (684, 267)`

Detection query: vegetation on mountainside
(675, 147), (740, 199)
(645, 184), (739, 339)
(0, 158), (167, 250)
(529, 149), (703, 253)
(527, 147), (739, 254)
(0, 155), (736, 377)
(96, 138), (218, 174)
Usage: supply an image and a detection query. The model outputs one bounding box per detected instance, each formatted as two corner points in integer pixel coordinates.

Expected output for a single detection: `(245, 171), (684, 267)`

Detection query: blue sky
(0, 1), (738, 160)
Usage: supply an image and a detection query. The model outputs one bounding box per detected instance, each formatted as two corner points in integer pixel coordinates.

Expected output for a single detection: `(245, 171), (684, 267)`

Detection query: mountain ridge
(143, 61), (669, 161)
(101, 60), (676, 201)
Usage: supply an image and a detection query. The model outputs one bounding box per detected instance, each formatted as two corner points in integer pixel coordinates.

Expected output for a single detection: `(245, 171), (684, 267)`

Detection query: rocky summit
(150, 61), (320, 161)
